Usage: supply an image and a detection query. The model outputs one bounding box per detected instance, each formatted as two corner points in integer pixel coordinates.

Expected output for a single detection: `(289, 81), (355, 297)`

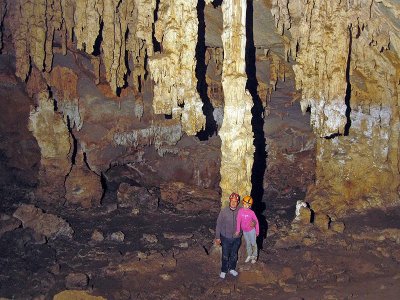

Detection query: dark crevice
(344, 26), (352, 136)
(196, 0), (217, 141)
(212, 0), (223, 8)
(92, 21), (104, 56)
(152, 0), (161, 53)
(66, 116), (78, 165)
(245, 0), (267, 248)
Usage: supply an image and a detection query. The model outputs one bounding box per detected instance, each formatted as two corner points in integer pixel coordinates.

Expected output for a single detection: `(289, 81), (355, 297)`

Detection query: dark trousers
(220, 234), (241, 273)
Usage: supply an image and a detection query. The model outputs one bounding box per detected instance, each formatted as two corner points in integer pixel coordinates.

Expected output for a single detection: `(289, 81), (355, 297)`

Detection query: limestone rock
(91, 229), (104, 242)
(313, 214), (330, 231)
(65, 273), (89, 289)
(0, 214), (21, 237)
(117, 182), (158, 211)
(330, 221), (345, 234)
(141, 233), (158, 244)
(13, 204), (74, 239)
(28, 91), (72, 203)
(159, 181), (220, 213)
(65, 150), (103, 208)
(110, 231), (125, 242)
(104, 252), (176, 275)
(53, 290), (106, 300)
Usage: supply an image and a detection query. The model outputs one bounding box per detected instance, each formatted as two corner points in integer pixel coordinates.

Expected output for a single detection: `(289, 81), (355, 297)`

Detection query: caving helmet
(242, 195), (253, 206)
(229, 192), (240, 202)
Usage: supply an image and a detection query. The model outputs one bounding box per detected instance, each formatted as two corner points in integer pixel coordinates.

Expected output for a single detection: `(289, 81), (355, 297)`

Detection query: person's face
(229, 198), (239, 209)
(243, 202), (251, 209)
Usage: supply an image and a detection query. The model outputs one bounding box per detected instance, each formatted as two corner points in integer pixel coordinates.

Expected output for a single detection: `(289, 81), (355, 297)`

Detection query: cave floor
(1, 187), (400, 299)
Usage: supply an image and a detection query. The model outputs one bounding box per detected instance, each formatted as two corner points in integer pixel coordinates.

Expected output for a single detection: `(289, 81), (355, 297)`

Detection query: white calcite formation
(148, 0), (206, 136)
(218, 0), (254, 206)
(271, 0), (400, 216)
(28, 91), (72, 202)
(113, 119), (182, 157)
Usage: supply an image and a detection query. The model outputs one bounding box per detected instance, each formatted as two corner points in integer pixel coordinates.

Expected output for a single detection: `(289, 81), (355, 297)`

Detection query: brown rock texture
(13, 204), (74, 239)
(65, 150), (103, 208)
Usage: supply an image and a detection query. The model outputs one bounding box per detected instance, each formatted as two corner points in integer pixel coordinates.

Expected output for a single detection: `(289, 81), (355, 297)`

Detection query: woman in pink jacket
(235, 195), (259, 264)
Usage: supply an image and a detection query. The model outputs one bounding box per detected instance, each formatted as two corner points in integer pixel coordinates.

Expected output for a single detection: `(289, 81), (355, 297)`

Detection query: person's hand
(234, 231), (240, 237)
(251, 220), (256, 228)
(214, 239), (221, 246)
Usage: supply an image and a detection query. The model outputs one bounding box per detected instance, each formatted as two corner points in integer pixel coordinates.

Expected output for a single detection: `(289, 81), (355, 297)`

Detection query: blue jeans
(243, 229), (257, 257)
(220, 234), (241, 273)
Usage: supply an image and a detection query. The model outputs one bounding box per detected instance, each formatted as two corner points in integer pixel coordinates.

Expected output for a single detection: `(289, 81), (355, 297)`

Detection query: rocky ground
(1, 185), (400, 300)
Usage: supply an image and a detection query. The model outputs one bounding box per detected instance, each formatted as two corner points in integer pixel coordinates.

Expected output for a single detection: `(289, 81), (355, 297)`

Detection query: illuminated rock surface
(0, 1), (399, 298)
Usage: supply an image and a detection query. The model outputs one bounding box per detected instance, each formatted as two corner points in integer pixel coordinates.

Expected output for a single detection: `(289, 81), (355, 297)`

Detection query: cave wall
(272, 0), (400, 217)
(0, 0), (397, 217)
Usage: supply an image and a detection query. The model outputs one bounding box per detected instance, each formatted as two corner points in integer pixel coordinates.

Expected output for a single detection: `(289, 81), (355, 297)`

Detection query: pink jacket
(236, 208), (259, 236)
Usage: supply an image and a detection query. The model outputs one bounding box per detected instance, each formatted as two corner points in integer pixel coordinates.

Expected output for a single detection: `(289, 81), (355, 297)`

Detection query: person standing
(215, 192), (241, 279)
(235, 195), (259, 264)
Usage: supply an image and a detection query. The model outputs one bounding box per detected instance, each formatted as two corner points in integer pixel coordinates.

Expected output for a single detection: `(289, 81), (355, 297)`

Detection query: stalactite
(148, 0), (206, 136)
(101, 0), (131, 93)
(74, 0), (103, 54)
(218, 0), (254, 206)
(292, 1), (350, 137)
(133, 0), (156, 57)
(272, 0), (399, 138)
(267, 0), (400, 216)
(271, 0), (291, 35)
(126, 0), (156, 92)
(44, 0), (63, 72)
(61, 0), (75, 44)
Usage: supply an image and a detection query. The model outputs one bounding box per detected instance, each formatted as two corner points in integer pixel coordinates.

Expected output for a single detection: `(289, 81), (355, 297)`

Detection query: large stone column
(218, 0), (254, 206)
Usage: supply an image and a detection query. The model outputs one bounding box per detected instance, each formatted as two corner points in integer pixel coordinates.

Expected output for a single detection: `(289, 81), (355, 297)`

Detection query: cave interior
(0, 0), (399, 299)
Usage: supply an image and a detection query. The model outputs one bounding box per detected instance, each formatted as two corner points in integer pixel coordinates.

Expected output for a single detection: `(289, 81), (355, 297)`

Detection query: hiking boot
(245, 256), (252, 263)
(219, 272), (226, 279)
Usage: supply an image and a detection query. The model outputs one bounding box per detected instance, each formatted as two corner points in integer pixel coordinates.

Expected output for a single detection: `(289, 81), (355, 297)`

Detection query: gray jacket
(215, 206), (240, 239)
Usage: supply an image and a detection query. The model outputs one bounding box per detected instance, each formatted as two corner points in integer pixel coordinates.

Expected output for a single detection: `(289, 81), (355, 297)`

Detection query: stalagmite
(28, 91), (72, 203)
(219, 0), (254, 206)
(148, 0), (205, 136)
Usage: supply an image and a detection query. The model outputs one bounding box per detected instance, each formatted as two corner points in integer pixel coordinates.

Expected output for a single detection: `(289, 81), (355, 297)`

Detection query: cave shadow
(195, 0), (218, 141)
(245, 0), (268, 251)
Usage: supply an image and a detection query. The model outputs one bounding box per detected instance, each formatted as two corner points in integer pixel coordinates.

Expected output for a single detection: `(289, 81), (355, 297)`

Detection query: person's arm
(252, 211), (260, 236)
(215, 210), (223, 244)
(235, 209), (242, 234)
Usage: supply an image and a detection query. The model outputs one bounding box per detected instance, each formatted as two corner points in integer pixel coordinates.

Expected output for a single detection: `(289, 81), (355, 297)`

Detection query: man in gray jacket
(215, 192), (241, 279)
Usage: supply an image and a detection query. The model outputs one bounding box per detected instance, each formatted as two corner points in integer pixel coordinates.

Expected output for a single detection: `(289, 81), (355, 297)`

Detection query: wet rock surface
(1, 186), (400, 299)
